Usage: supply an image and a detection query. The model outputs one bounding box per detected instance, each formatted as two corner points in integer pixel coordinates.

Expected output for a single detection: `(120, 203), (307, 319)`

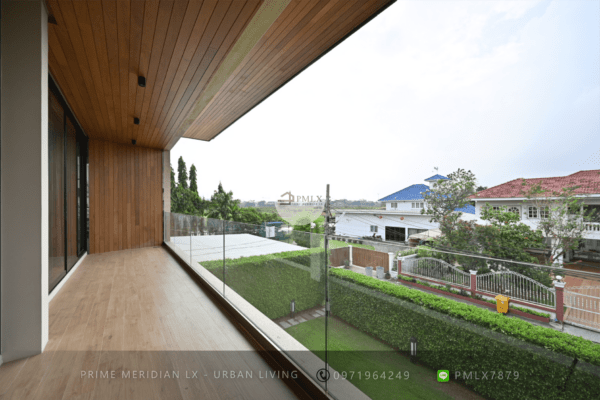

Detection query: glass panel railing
(222, 221), (328, 391)
(327, 242), (600, 399)
(164, 213), (329, 391)
(164, 212), (600, 399)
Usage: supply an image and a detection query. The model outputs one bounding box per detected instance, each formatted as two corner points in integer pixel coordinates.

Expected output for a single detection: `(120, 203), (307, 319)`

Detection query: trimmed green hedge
(329, 269), (600, 400)
(202, 248), (326, 319)
(291, 231), (323, 248)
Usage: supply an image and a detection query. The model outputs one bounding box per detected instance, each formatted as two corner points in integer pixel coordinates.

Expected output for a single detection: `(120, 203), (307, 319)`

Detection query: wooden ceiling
(47, 0), (394, 150)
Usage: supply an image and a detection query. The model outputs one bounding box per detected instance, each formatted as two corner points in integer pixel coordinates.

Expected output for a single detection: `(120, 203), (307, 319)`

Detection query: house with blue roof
(334, 175), (476, 243)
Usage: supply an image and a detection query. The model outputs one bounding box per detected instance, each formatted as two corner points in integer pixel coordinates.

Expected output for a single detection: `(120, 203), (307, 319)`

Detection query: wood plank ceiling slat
(47, 0), (394, 149)
(160, 0), (262, 149)
(143, 0), (204, 147)
(136, 0), (176, 146)
(187, 0), (388, 141)
(140, 0), (191, 146)
(153, 0), (238, 148)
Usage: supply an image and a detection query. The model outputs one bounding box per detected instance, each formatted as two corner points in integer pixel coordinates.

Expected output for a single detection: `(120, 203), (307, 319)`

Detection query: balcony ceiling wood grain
(46, 0), (394, 150)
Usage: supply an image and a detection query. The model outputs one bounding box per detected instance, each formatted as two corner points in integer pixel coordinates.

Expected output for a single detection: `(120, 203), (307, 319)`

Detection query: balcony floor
(0, 247), (299, 399)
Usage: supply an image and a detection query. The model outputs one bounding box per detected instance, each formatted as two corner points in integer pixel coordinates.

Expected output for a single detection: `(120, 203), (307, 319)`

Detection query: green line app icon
(437, 370), (449, 382)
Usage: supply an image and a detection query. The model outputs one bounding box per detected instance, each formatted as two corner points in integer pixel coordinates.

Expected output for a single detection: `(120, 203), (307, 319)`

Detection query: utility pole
(325, 183), (330, 260)
(324, 183), (330, 390)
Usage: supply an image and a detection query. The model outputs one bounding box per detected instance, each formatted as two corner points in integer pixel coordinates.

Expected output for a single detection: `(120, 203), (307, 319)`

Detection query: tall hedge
(202, 248), (326, 319)
(329, 269), (600, 400)
(291, 230), (323, 248)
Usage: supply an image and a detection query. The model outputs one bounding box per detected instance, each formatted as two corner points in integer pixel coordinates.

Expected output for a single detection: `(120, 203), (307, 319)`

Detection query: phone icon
(316, 368), (330, 382)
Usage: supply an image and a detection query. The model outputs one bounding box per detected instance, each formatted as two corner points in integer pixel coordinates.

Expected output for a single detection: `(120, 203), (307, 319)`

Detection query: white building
(334, 175), (476, 242)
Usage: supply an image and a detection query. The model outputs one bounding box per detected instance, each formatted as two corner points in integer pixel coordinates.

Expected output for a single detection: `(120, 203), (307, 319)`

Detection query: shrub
(330, 269), (600, 400)
(509, 304), (550, 319)
(330, 269), (600, 365)
(398, 248), (419, 257)
(291, 230), (326, 248)
(416, 245), (445, 259)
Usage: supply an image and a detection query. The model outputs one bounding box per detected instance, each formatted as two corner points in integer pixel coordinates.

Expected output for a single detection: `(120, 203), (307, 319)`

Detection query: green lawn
(286, 317), (478, 400)
(328, 240), (375, 250)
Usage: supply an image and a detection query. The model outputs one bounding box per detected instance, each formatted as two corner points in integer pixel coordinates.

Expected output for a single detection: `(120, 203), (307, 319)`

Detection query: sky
(171, 0), (600, 203)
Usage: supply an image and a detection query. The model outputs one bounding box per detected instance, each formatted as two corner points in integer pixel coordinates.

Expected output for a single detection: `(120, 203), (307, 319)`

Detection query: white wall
(1, 0), (49, 361)
(335, 213), (437, 240)
(385, 201), (423, 211)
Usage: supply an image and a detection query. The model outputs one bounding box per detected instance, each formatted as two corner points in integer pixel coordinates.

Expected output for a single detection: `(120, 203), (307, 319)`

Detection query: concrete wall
(1, 0), (49, 361)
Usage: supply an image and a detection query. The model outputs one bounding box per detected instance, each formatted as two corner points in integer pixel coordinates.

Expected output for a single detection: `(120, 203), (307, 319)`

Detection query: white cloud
(172, 0), (599, 201)
(493, 0), (542, 20)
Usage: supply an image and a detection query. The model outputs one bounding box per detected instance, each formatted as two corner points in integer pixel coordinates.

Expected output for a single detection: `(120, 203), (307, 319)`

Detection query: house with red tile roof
(469, 170), (600, 263)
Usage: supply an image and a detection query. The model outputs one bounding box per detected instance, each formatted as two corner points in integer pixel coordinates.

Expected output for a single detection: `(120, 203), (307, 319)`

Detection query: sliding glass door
(48, 77), (88, 292)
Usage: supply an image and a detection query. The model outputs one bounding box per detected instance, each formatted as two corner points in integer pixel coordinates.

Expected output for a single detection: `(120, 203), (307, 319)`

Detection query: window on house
(584, 205), (600, 222)
(508, 206), (520, 218)
(528, 206), (538, 218)
(540, 206), (549, 219)
(411, 202), (423, 209)
(391, 202), (397, 208)
(492, 206), (500, 211)
(370, 225), (378, 233)
(568, 204), (582, 215)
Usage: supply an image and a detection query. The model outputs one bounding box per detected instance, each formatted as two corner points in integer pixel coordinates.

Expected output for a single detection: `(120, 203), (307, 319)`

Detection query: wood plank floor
(0, 247), (299, 400)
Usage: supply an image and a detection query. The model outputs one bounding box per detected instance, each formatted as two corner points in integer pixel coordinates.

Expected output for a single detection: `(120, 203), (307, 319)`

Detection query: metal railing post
(223, 219), (226, 295)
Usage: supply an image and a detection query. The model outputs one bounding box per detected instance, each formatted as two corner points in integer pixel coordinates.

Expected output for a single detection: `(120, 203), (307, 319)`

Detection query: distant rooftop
(378, 174), (450, 202)
(424, 174), (450, 181)
(470, 170), (600, 199)
(379, 184), (430, 202)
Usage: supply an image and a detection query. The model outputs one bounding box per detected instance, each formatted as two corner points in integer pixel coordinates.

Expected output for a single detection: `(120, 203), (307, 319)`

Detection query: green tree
(420, 169), (478, 265)
(421, 168), (477, 235)
(293, 217), (324, 234)
(189, 164), (198, 194)
(177, 156), (188, 189)
(190, 192), (207, 215)
(476, 205), (548, 284)
(170, 164), (176, 193)
(209, 183), (240, 220)
(171, 185), (195, 214)
(521, 180), (596, 265)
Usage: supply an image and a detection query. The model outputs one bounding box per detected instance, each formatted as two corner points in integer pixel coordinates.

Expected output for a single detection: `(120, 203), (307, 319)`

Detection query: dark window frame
(48, 75), (89, 293)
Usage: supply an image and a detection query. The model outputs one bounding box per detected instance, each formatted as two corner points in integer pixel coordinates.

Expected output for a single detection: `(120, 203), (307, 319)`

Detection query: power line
(172, 215), (600, 272)
(424, 244), (600, 279)
(331, 208), (439, 231)
(330, 210), (600, 270)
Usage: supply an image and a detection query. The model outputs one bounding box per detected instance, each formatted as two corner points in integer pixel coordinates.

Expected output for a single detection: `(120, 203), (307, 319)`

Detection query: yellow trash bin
(495, 295), (509, 314)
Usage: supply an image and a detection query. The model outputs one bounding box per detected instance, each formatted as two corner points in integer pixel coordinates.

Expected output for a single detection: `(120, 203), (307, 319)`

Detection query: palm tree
(208, 190), (240, 221)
